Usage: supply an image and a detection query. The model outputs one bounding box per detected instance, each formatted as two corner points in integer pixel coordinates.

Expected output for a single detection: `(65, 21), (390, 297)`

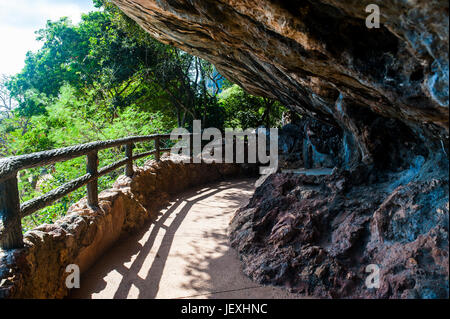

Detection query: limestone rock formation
(112, 0), (448, 169)
(278, 117), (341, 169)
(111, 0), (449, 299)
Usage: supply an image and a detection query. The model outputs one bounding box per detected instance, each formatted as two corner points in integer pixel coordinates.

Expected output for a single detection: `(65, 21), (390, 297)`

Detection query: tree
(0, 75), (16, 119)
(218, 84), (285, 129)
(5, 8), (229, 129)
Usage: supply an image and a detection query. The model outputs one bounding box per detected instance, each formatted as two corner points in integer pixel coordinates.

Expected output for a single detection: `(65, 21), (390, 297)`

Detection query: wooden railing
(0, 133), (192, 250)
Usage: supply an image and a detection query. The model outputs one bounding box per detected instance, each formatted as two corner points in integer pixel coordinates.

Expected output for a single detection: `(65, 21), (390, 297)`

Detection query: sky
(0, 0), (97, 76)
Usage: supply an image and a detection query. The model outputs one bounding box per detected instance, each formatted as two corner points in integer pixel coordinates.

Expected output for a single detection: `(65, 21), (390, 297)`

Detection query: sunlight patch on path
(70, 178), (302, 299)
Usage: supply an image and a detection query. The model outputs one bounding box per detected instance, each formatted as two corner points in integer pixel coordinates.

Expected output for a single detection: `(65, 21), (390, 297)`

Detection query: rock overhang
(110, 0), (448, 170)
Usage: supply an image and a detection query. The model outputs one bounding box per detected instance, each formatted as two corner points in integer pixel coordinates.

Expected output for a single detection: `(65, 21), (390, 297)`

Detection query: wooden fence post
(125, 143), (134, 177)
(0, 175), (24, 249)
(155, 137), (160, 162)
(87, 151), (98, 208)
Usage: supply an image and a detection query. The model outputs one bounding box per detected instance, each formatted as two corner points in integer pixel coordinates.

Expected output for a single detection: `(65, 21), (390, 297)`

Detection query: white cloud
(0, 0), (96, 76)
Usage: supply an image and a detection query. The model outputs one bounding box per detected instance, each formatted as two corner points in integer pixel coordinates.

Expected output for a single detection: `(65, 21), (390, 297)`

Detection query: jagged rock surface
(230, 168), (448, 298)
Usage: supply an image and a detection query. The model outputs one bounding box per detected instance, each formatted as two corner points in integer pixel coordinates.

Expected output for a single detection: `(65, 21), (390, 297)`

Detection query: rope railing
(0, 133), (192, 250)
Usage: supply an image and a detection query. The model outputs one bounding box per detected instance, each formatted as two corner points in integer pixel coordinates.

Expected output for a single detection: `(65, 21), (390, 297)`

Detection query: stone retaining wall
(0, 156), (251, 298)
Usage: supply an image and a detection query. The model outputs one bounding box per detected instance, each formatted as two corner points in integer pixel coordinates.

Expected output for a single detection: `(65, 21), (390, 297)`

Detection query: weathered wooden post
(0, 174), (24, 249)
(87, 151), (98, 208)
(125, 143), (134, 177)
(155, 137), (160, 162)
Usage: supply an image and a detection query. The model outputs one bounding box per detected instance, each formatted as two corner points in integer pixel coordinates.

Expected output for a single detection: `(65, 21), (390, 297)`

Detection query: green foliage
(2, 83), (178, 232)
(218, 84), (286, 129)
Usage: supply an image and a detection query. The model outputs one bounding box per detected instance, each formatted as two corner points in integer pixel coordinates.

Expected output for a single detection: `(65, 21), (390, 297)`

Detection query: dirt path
(70, 178), (301, 299)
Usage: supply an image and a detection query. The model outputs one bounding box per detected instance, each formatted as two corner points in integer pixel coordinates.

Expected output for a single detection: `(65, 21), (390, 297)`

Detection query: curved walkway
(70, 178), (301, 299)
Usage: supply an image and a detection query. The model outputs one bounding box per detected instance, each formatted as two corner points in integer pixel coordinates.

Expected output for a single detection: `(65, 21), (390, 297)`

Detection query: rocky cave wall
(111, 0), (449, 298)
(112, 0), (448, 171)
